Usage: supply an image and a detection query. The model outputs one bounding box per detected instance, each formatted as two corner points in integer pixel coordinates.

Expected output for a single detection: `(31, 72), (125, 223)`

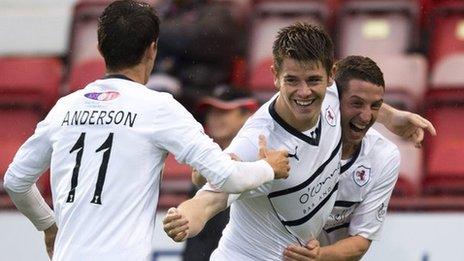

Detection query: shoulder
(362, 129), (400, 180)
(364, 128), (399, 159)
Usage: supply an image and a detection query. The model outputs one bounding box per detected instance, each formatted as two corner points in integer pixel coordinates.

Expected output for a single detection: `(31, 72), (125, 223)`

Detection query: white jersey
(4, 76), (256, 261)
(211, 83), (342, 261)
(319, 128), (400, 245)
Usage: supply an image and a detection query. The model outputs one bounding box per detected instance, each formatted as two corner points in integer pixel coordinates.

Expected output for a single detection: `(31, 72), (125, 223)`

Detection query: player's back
(47, 77), (178, 260)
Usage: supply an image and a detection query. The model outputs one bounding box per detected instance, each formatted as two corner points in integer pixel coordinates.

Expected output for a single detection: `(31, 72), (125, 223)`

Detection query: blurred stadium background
(1, 0), (464, 260)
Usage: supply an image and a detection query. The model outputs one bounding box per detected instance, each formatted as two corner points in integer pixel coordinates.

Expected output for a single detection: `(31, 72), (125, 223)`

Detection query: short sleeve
(349, 149), (400, 240)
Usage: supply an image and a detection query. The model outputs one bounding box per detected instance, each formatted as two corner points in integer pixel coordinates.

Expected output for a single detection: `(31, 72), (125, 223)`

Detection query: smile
(294, 99), (315, 107)
(349, 122), (367, 132)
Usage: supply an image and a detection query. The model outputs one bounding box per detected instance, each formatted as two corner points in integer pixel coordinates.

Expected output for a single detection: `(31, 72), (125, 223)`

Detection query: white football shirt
(210, 83), (342, 261)
(4, 76), (268, 261)
(319, 128), (400, 245)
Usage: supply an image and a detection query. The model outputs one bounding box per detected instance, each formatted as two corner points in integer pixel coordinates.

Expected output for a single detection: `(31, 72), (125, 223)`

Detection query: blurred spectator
(155, 0), (245, 92)
(183, 84), (258, 261)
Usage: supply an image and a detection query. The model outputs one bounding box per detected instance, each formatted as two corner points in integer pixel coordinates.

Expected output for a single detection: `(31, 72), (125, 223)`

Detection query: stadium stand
(158, 154), (193, 209)
(248, 0), (328, 71)
(428, 1), (464, 68)
(423, 89), (464, 195)
(373, 54), (428, 110)
(0, 57), (62, 109)
(336, 0), (419, 58)
(0, 109), (49, 208)
(66, 0), (107, 93)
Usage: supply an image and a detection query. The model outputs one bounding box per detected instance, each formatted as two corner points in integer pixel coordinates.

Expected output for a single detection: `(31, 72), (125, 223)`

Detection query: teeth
(295, 99), (314, 106)
(352, 123), (366, 130)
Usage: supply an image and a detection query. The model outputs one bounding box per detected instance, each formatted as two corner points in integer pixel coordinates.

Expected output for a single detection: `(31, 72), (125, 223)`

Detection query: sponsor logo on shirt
(325, 106), (336, 127)
(352, 165), (371, 187)
(84, 91), (120, 101)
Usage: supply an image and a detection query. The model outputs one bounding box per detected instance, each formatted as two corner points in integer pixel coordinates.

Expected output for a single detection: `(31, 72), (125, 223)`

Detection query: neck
(341, 139), (360, 159)
(214, 137), (232, 150)
(107, 64), (148, 85)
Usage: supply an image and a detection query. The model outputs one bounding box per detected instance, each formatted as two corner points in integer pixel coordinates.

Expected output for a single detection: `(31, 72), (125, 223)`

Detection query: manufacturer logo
(352, 165), (371, 187)
(84, 91), (120, 101)
(376, 202), (387, 221)
(325, 106), (336, 127)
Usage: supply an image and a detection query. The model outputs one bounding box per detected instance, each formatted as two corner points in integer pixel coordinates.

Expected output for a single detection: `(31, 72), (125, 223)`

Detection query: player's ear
(327, 66), (335, 86)
(148, 42), (157, 60)
(271, 64), (279, 90)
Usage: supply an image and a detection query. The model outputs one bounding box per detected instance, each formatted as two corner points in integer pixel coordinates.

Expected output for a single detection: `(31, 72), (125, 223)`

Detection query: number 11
(66, 132), (114, 205)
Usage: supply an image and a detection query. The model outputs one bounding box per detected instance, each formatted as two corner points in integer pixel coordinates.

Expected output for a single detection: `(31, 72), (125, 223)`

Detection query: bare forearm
(319, 236), (371, 261)
(377, 103), (396, 126)
(177, 191), (228, 237)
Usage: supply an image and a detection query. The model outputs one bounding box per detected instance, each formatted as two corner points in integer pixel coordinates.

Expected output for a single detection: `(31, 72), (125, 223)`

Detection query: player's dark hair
(272, 22), (334, 76)
(98, 0), (160, 71)
(334, 55), (385, 95)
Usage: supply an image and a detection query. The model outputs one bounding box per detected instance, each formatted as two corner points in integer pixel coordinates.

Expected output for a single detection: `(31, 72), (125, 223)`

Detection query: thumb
(258, 134), (267, 159)
(306, 239), (319, 250)
(167, 207), (178, 215)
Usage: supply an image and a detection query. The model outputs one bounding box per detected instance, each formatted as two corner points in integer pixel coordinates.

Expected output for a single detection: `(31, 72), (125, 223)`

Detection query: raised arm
(163, 190), (229, 242)
(377, 103), (437, 148)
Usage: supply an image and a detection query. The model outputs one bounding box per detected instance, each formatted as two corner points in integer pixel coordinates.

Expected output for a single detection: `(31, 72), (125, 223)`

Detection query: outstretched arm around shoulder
(163, 190), (229, 242)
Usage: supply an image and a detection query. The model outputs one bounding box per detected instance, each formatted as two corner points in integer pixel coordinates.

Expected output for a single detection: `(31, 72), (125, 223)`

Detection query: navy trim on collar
(340, 141), (362, 173)
(103, 74), (135, 82)
(268, 98), (322, 146)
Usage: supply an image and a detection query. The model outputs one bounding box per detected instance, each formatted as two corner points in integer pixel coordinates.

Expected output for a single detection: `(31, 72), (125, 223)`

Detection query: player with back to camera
(2, 1), (291, 260)
(163, 23), (435, 261)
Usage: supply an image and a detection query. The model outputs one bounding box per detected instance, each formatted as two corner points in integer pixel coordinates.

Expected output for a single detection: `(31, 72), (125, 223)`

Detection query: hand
(284, 239), (321, 261)
(386, 110), (437, 148)
(258, 135), (290, 179)
(162, 207), (189, 242)
(44, 223), (58, 259)
(191, 168), (207, 186)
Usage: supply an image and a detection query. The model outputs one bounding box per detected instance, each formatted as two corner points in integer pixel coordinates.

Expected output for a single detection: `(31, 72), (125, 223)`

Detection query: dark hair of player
(272, 22), (334, 76)
(97, 0), (160, 71)
(334, 55), (385, 95)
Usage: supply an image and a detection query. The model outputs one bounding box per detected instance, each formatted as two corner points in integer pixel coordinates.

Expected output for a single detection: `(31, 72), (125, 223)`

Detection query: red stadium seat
(336, 0), (419, 57)
(373, 123), (423, 196)
(162, 154), (192, 193)
(430, 54), (464, 88)
(68, 58), (106, 92)
(250, 58), (274, 91)
(0, 57), (62, 109)
(423, 89), (464, 195)
(0, 108), (51, 208)
(248, 0), (328, 72)
(428, 2), (464, 68)
(373, 54), (428, 105)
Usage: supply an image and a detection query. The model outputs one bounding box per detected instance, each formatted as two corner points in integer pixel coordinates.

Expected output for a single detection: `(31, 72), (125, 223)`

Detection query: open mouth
(349, 122), (367, 132)
(294, 98), (316, 107)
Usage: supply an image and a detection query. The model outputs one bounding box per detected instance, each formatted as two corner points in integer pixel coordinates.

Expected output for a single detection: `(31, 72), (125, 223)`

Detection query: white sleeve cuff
(4, 183), (55, 231)
(220, 159), (274, 193)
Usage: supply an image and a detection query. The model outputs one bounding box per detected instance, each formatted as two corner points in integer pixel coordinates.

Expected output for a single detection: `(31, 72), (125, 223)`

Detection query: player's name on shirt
(61, 110), (138, 127)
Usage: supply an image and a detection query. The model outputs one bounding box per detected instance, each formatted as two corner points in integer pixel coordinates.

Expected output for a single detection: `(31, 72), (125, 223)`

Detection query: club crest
(352, 165), (371, 187)
(325, 106), (336, 127)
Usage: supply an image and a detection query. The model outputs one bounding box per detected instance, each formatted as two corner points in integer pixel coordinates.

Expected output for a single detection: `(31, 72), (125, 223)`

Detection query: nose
(359, 108), (372, 124)
(297, 83), (312, 98)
